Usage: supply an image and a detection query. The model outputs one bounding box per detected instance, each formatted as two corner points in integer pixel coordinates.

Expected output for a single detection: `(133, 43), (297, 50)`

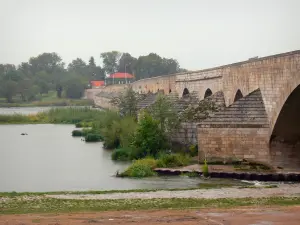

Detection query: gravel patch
(46, 184), (300, 200)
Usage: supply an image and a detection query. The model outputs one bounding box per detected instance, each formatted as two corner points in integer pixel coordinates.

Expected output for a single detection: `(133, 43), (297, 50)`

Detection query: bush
(72, 130), (83, 137)
(120, 158), (157, 178)
(202, 160), (209, 177)
(85, 133), (103, 142)
(111, 147), (133, 161)
(75, 121), (93, 128)
(156, 153), (190, 168)
(132, 112), (168, 157)
(188, 144), (198, 157)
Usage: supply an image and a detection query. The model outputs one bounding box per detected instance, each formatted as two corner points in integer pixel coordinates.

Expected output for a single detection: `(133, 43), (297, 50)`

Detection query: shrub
(202, 159), (209, 177)
(156, 153), (190, 168)
(85, 133), (103, 142)
(111, 147), (133, 161)
(132, 112), (168, 157)
(120, 158), (157, 178)
(72, 130), (83, 137)
(188, 144), (198, 157)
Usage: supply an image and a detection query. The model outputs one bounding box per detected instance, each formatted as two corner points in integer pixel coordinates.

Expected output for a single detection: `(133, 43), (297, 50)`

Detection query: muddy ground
(1, 206), (300, 225)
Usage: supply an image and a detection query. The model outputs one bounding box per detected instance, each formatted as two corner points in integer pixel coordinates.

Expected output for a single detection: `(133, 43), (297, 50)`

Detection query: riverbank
(1, 206), (300, 225)
(0, 98), (93, 108)
(1, 184), (300, 214)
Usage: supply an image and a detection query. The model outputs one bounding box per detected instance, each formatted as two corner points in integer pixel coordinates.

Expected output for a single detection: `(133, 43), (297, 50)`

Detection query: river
(0, 107), (246, 192)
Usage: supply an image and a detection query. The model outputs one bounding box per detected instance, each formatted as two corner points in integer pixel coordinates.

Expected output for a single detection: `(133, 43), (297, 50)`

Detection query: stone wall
(131, 74), (176, 94)
(175, 70), (223, 100)
(198, 127), (270, 163)
(172, 122), (198, 145)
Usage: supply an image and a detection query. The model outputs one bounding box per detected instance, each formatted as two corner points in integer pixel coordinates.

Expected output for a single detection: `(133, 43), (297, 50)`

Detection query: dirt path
(45, 183), (300, 200)
(1, 206), (300, 225)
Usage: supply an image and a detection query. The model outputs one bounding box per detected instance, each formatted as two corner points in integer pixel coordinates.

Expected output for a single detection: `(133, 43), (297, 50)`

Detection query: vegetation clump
(85, 133), (103, 142)
(72, 130), (83, 137)
(202, 159), (209, 177)
(120, 158), (157, 178)
(156, 153), (190, 168)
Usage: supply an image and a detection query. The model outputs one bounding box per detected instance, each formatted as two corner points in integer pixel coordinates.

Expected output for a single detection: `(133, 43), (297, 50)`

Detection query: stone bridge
(86, 50), (300, 169)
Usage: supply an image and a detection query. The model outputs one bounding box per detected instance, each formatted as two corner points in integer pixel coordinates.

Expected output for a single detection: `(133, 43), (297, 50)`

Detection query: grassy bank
(0, 107), (102, 124)
(0, 91), (93, 108)
(0, 196), (299, 215)
(0, 99), (93, 108)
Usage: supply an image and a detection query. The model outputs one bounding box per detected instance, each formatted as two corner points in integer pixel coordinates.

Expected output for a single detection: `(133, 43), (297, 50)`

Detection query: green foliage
(75, 121), (92, 128)
(188, 144), (198, 157)
(46, 107), (102, 124)
(202, 159), (209, 177)
(148, 93), (180, 135)
(110, 86), (141, 118)
(0, 51), (186, 105)
(72, 130), (83, 137)
(85, 133), (103, 142)
(156, 153), (190, 168)
(132, 112), (168, 157)
(101, 115), (137, 149)
(111, 147), (133, 161)
(65, 78), (85, 99)
(0, 80), (18, 103)
(120, 158), (157, 177)
(100, 51), (121, 74)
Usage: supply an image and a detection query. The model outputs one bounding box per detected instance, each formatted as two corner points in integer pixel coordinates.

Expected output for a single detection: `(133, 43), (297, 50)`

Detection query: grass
(0, 107), (104, 124)
(1, 196), (300, 215)
(0, 91), (93, 108)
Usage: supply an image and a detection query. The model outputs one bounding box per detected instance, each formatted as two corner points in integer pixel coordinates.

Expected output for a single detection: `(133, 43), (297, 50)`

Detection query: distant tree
(100, 51), (122, 75)
(56, 84), (63, 98)
(133, 53), (182, 80)
(29, 52), (64, 74)
(0, 80), (18, 103)
(65, 78), (84, 99)
(116, 53), (137, 74)
(89, 56), (96, 67)
(67, 58), (87, 75)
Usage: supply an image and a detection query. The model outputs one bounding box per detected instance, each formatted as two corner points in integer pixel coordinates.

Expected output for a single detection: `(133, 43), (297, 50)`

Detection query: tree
(67, 58), (87, 75)
(29, 52), (64, 74)
(148, 93), (180, 136)
(110, 86), (146, 119)
(65, 78), (84, 99)
(116, 53), (137, 74)
(0, 80), (18, 103)
(56, 84), (63, 98)
(89, 56), (96, 67)
(132, 112), (168, 157)
(100, 51), (121, 75)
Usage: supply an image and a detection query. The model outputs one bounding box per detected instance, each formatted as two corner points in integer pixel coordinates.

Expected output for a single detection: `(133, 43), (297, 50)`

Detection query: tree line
(0, 52), (186, 103)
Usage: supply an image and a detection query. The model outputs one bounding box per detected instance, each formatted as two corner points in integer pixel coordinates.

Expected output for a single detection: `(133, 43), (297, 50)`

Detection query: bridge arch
(204, 88), (213, 98)
(182, 88), (190, 97)
(233, 89), (243, 102)
(270, 85), (300, 169)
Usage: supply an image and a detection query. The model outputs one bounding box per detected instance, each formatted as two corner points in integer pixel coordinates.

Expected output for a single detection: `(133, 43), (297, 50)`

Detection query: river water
(0, 107), (246, 192)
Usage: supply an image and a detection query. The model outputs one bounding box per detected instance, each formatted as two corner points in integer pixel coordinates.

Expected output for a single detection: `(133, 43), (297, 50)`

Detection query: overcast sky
(0, 0), (299, 70)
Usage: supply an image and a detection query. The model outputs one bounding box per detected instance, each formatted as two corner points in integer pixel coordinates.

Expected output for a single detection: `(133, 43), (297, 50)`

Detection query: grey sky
(0, 0), (299, 70)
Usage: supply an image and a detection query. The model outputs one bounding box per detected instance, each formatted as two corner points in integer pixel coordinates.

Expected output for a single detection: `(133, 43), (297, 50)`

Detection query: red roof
(90, 80), (105, 87)
(109, 73), (134, 79)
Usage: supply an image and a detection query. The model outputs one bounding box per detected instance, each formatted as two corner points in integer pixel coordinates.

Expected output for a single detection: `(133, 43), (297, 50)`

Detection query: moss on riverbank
(0, 195), (299, 215)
